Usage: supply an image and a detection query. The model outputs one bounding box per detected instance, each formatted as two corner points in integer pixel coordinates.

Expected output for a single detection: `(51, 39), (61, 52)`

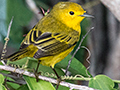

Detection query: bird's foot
(33, 68), (41, 82)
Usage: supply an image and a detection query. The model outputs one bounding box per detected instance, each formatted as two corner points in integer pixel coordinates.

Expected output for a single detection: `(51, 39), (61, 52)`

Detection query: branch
(81, 46), (91, 78)
(0, 17), (14, 65)
(0, 65), (96, 90)
(65, 27), (94, 75)
(100, 0), (120, 21)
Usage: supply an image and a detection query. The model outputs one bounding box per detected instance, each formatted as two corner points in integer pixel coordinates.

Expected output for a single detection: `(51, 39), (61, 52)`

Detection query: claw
(33, 60), (41, 82)
(56, 77), (62, 89)
(33, 68), (39, 82)
(50, 67), (62, 89)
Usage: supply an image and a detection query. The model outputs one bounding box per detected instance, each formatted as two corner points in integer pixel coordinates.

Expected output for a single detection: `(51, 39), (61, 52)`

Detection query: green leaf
(0, 85), (2, 90)
(1, 85), (7, 90)
(113, 83), (119, 90)
(89, 75), (116, 90)
(0, 74), (7, 90)
(6, 78), (20, 89)
(24, 76), (55, 90)
(17, 84), (29, 90)
(5, 83), (17, 90)
(56, 54), (92, 77)
(57, 85), (69, 90)
(0, 74), (4, 84)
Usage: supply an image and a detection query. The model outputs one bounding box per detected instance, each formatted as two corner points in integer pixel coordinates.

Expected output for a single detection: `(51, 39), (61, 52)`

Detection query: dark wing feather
(33, 32), (74, 58)
(20, 28), (79, 59)
(20, 27), (42, 49)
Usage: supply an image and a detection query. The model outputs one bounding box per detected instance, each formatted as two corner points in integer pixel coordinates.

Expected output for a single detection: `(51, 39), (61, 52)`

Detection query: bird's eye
(69, 11), (74, 15)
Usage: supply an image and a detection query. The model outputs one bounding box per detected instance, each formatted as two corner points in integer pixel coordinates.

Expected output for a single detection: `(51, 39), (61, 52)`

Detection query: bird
(4, 1), (93, 86)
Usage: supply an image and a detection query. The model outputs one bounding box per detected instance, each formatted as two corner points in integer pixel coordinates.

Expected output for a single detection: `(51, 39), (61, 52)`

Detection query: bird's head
(50, 2), (93, 30)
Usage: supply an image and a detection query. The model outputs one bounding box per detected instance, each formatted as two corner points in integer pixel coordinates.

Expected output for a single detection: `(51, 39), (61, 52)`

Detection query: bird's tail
(4, 49), (28, 61)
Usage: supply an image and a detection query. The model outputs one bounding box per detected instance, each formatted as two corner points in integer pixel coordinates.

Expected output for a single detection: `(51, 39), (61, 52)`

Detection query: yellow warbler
(5, 2), (93, 78)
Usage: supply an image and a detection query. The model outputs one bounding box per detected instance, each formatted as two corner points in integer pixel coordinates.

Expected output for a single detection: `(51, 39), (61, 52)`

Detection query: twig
(0, 65), (96, 90)
(4, 76), (10, 90)
(81, 46), (91, 77)
(0, 17), (14, 65)
(6, 80), (23, 85)
(0, 72), (26, 85)
(40, 7), (50, 16)
(81, 46), (91, 70)
(65, 27), (94, 75)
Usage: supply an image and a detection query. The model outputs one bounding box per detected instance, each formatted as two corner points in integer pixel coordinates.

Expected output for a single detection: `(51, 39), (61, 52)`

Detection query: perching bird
(4, 1), (93, 84)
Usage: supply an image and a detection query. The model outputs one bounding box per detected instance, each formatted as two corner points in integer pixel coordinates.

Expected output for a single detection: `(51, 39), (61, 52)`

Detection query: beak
(80, 13), (94, 18)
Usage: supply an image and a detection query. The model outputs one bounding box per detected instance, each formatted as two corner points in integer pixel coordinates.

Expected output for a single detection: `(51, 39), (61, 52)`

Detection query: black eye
(69, 11), (74, 15)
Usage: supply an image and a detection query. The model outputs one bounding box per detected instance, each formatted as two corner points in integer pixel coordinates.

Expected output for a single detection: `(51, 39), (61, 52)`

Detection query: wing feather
(20, 28), (79, 58)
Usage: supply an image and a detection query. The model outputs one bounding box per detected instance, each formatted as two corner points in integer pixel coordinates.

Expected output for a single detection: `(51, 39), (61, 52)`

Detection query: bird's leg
(51, 67), (61, 89)
(34, 60), (41, 82)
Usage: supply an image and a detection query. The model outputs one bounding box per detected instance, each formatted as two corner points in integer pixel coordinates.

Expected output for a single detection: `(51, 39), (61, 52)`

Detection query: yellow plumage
(5, 2), (91, 68)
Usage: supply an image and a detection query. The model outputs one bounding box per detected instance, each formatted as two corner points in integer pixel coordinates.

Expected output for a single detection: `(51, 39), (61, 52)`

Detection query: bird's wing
(20, 29), (79, 59)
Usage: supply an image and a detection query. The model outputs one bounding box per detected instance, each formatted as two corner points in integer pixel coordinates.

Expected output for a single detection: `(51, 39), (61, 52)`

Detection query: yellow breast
(39, 46), (75, 68)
